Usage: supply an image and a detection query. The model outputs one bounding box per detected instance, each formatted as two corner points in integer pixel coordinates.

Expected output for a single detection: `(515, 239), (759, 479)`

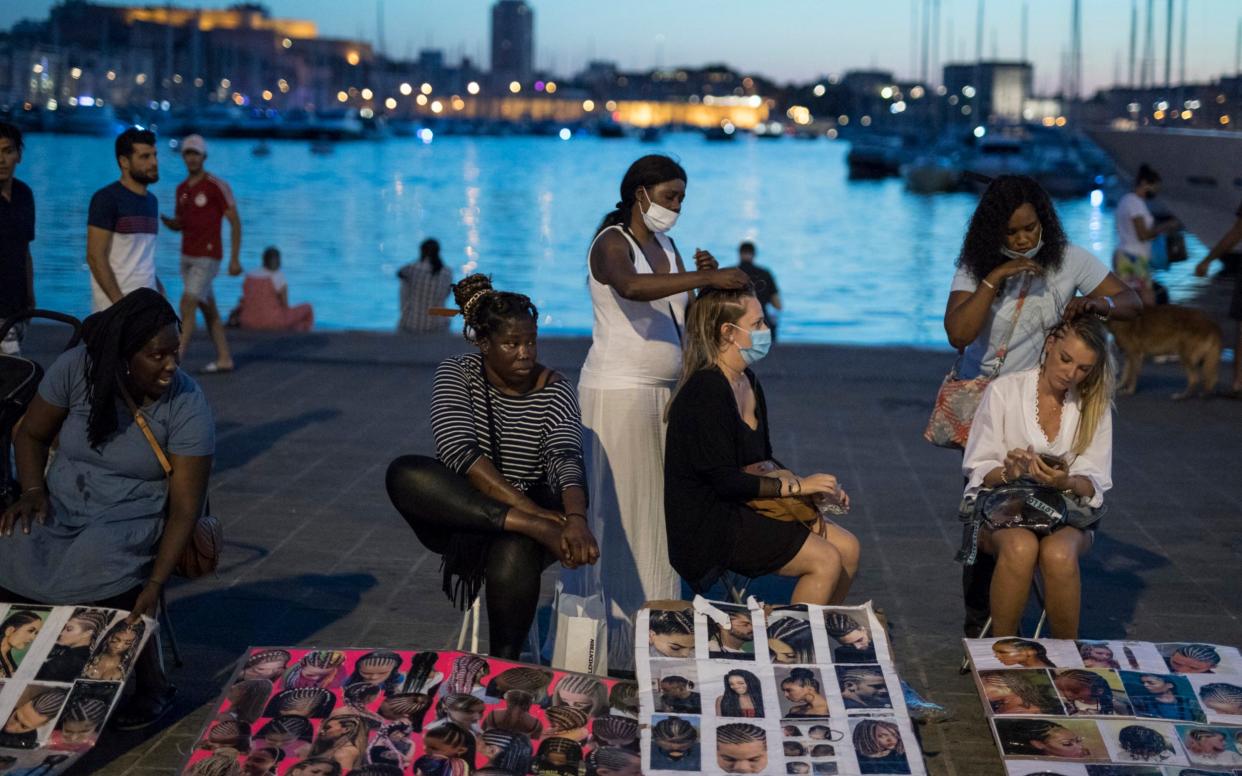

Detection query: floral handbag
(923, 274), (1033, 449)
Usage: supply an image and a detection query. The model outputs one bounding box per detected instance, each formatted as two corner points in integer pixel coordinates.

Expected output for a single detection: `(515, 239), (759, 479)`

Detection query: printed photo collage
(965, 636), (1242, 775)
(0, 602), (156, 775)
(183, 647), (641, 775)
(637, 597), (927, 776)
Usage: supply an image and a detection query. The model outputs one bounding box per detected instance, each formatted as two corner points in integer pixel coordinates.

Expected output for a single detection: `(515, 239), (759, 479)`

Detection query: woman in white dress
(564, 155), (748, 670)
(962, 315), (1114, 639)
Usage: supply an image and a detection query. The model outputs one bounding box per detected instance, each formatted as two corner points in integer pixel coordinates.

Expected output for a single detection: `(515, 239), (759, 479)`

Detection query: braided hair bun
(452, 273), (538, 344)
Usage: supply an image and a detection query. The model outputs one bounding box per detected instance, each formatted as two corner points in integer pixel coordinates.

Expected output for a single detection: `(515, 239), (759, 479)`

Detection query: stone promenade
(17, 326), (1240, 775)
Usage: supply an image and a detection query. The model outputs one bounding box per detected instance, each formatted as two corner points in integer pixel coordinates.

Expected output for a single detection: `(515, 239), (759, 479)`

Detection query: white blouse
(962, 368), (1113, 508)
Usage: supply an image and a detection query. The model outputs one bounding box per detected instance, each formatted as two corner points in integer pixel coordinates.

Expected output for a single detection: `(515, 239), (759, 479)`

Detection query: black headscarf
(80, 288), (179, 448)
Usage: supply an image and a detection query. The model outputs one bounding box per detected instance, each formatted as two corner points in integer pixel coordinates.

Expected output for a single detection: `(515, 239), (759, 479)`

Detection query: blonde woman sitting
(962, 315), (1114, 639)
(664, 285), (858, 604)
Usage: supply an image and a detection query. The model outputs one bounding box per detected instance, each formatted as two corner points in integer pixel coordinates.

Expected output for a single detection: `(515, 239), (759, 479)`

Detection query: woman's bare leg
(821, 521), (860, 604)
(777, 534), (843, 606)
(981, 527), (1040, 636)
(1038, 527), (1092, 638)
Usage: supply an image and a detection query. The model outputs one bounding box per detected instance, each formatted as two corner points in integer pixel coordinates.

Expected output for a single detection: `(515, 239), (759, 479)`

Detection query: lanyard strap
(119, 382), (173, 477)
(990, 273), (1034, 375)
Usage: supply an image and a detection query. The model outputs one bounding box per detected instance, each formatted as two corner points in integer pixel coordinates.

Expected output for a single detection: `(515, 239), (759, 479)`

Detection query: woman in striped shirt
(386, 275), (599, 659)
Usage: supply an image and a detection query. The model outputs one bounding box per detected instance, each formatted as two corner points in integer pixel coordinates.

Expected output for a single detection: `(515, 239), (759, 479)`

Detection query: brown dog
(1108, 304), (1222, 398)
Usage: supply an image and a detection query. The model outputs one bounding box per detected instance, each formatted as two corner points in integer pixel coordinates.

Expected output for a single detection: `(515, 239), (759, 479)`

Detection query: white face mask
(1001, 225), (1043, 260)
(638, 187), (679, 233)
(1000, 238), (1043, 260)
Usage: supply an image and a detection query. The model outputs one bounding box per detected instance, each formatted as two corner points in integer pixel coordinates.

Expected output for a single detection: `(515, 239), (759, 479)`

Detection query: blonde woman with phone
(961, 316), (1115, 638)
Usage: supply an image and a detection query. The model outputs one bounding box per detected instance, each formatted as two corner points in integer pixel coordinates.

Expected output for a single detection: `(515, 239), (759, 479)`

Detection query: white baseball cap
(181, 134), (207, 155)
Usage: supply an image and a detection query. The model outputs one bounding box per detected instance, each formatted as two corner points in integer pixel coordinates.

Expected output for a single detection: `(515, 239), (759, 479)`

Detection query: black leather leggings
(385, 455), (554, 660)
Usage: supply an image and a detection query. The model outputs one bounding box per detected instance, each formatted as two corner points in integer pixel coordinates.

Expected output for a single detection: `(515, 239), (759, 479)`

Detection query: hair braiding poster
(965, 636), (1242, 774)
(638, 597), (927, 775)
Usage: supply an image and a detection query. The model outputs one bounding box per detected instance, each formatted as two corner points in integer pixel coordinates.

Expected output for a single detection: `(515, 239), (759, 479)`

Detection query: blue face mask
(729, 323), (772, 366)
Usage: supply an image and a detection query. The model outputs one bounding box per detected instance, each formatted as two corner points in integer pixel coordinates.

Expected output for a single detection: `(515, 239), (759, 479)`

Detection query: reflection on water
(19, 133), (1208, 346)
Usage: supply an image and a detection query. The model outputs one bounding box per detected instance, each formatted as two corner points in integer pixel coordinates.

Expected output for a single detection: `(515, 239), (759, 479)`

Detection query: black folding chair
(0, 310), (82, 508)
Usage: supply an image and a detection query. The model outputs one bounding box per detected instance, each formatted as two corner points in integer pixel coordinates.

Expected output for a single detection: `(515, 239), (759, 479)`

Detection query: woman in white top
(1113, 164), (1180, 307)
(962, 315), (1114, 639)
(562, 155), (748, 670)
(945, 175), (1141, 378)
(945, 175), (1138, 636)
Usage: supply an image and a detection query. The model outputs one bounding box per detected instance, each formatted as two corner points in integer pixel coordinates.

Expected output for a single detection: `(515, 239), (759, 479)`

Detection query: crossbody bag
(924, 273), (1034, 449)
(122, 386), (222, 579)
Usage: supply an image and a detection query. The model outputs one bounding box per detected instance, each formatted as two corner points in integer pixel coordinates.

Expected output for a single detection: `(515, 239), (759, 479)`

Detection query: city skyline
(2, 0), (1240, 95)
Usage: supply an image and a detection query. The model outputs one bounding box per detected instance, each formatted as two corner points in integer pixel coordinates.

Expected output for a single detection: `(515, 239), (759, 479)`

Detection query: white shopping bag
(550, 580), (609, 675)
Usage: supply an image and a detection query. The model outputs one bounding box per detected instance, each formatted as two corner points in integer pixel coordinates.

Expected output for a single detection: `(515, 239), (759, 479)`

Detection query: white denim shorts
(180, 255), (221, 302)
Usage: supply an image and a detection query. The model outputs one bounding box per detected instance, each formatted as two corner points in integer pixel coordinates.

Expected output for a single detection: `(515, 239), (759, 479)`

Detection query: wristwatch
(1095, 296), (1114, 321)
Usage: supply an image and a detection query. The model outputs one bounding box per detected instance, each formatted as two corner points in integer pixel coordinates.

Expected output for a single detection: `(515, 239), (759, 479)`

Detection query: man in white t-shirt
(1114, 164), (1180, 306)
(86, 128), (162, 311)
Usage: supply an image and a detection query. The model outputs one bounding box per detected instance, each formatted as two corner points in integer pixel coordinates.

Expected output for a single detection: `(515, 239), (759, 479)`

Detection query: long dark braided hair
(81, 288), (179, 448)
(719, 669), (765, 717)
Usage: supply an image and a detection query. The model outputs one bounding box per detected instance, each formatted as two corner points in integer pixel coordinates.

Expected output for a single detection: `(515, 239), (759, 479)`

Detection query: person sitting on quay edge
(231, 246), (313, 333)
(664, 285), (859, 606)
(961, 315), (1114, 640)
(0, 288), (215, 728)
(386, 274), (599, 659)
(398, 237), (454, 334)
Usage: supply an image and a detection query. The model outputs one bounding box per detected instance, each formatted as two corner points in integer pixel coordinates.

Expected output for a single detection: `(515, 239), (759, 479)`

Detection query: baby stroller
(0, 310), (82, 509)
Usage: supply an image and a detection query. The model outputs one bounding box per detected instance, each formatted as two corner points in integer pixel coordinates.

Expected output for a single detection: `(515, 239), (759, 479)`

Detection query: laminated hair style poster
(183, 647), (639, 775)
(965, 637), (1242, 775)
(637, 597), (927, 776)
(0, 603), (155, 775)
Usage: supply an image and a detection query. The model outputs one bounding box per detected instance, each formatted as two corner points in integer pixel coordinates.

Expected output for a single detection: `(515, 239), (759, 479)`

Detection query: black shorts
(725, 509), (812, 580)
(1230, 273), (1242, 321)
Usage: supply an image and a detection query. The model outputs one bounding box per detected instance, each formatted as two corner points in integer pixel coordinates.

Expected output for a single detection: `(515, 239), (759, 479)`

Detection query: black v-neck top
(663, 367), (781, 584)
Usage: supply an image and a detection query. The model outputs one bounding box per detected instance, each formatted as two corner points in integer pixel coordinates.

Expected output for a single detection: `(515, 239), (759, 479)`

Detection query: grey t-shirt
(950, 244), (1110, 380)
(0, 345), (215, 602)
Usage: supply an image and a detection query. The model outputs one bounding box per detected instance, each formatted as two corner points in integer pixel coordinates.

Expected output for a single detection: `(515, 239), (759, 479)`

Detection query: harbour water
(19, 132), (1209, 346)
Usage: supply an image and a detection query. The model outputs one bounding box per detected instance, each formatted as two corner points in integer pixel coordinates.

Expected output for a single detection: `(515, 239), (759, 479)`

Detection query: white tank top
(580, 224), (689, 389)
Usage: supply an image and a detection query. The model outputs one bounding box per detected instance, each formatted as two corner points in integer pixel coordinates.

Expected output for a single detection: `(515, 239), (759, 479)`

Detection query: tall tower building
(491, 0), (533, 85)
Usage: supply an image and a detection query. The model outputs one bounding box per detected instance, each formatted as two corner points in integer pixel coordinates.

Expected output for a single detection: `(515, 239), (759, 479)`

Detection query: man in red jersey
(161, 134), (242, 372)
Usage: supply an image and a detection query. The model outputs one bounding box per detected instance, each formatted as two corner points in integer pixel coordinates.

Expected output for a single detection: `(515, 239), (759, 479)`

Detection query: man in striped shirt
(87, 128), (162, 312)
(161, 134), (242, 372)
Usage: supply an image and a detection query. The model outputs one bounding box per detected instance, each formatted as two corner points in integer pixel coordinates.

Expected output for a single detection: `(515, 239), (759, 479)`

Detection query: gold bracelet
(981, 278), (997, 291)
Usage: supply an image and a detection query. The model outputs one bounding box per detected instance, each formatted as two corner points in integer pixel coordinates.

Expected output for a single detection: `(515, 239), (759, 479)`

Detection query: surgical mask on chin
(728, 324), (772, 366)
(639, 188), (679, 233)
(1000, 237), (1043, 261)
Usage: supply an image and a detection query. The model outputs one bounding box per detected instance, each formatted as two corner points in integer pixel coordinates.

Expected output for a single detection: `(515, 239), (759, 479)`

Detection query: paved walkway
(17, 325), (1240, 775)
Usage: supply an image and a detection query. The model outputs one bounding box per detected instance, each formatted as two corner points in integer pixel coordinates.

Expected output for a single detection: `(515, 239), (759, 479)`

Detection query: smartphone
(1039, 453), (1067, 471)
